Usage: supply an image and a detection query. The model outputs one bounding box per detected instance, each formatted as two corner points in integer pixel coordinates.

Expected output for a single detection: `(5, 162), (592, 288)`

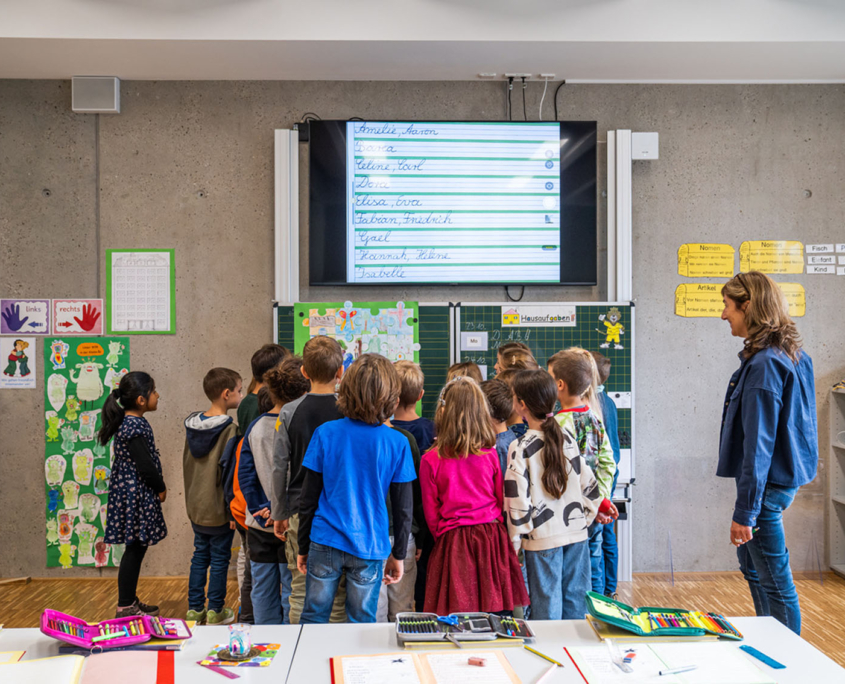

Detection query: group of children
(97, 337), (622, 624)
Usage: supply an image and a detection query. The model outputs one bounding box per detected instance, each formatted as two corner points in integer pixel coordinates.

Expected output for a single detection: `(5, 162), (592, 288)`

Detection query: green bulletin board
(44, 336), (129, 568)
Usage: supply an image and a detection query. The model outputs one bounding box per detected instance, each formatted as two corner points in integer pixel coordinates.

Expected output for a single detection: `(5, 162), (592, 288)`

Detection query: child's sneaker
(186, 608), (207, 625)
(114, 601), (144, 619)
(206, 607), (235, 625)
(136, 599), (159, 616)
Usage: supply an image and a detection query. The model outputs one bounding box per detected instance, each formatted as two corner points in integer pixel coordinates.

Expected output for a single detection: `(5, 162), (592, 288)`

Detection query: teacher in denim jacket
(718, 271), (818, 635)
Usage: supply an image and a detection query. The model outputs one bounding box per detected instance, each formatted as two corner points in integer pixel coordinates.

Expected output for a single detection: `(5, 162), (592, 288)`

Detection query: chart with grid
(458, 304), (632, 446)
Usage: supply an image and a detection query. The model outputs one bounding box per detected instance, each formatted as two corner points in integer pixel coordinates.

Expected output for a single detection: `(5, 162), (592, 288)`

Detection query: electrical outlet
(478, 73), (498, 79)
(504, 73), (531, 79)
(539, 73), (556, 80)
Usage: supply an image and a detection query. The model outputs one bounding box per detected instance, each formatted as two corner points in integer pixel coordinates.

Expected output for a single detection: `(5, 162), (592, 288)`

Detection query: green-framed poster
(106, 249), (176, 335)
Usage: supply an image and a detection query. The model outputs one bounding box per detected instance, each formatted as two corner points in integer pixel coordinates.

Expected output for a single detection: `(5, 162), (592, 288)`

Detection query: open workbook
(567, 642), (776, 684)
(331, 650), (521, 684)
(0, 654), (85, 684)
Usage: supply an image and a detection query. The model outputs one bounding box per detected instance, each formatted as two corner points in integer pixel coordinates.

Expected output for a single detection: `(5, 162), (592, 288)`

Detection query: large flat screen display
(308, 120), (597, 286)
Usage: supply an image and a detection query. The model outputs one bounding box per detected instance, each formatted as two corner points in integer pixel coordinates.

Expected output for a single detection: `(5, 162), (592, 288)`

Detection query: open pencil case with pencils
(395, 611), (535, 644)
(585, 592), (743, 641)
(41, 609), (192, 651)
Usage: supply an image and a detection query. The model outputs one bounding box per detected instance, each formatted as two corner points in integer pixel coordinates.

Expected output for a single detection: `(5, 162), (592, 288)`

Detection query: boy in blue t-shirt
(297, 354), (416, 623)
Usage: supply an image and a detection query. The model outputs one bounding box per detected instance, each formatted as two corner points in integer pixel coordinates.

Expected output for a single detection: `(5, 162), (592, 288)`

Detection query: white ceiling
(3, 0), (845, 81)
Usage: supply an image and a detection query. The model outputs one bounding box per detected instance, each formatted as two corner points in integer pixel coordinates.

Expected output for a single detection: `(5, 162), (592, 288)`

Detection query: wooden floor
(2, 572), (844, 667)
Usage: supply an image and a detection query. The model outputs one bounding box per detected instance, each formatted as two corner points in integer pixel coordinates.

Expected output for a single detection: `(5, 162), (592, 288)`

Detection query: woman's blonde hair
(721, 271), (802, 362)
(498, 347), (540, 371)
(434, 376), (496, 459)
(547, 347), (603, 425)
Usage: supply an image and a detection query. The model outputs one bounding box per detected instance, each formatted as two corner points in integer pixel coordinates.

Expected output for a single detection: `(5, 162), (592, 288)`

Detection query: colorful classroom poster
(1, 298), (50, 335)
(52, 299), (104, 335)
(677, 243), (735, 278)
(44, 337), (129, 568)
(0, 337), (36, 389)
(293, 301), (421, 366)
(675, 282), (805, 318)
(739, 240), (803, 274)
(106, 249), (176, 334)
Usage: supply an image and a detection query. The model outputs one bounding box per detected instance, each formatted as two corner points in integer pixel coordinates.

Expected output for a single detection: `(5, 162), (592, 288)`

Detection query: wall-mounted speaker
(72, 76), (121, 114)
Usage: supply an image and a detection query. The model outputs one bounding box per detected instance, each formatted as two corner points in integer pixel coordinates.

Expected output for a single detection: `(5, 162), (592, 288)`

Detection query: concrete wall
(1, 80), (842, 578)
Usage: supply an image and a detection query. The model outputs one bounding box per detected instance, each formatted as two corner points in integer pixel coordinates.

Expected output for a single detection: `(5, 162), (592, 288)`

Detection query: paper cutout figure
(93, 441), (107, 461)
(48, 488), (61, 513)
(100, 504), (108, 528)
(94, 539), (109, 567)
(106, 341), (125, 367)
(599, 308), (625, 350)
(65, 396), (80, 422)
(46, 412), (63, 442)
(61, 480), (80, 509)
(75, 523), (98, 564)
(78, 410), (101, 442)
(58, 542), (76, 569)
(73, 450), (94, 485)
(45, 454), (67, 486)
(46, 518), (59, 545)
(58, 510), (76, 543)
(105, 367), (128, 391)
(60, 426), (78, 454)
(93, 465), (111, 495)
(3, 339), (31, 377)
(47, 373), (69, 412)
(111, 543), (125, 565)
(50, 340), (70, 370)
(79, 493), (100, 522)
(70, 359), (104, 407)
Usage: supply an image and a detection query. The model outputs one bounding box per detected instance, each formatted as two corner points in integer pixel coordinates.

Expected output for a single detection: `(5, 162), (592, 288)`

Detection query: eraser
(468, 656), (486, 667)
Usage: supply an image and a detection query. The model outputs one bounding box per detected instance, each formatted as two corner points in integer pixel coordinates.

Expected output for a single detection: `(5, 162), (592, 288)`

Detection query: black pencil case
(395, 611), (535, 643)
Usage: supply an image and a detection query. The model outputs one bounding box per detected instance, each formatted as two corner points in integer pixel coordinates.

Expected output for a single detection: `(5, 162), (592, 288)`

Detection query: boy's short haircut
(590, 351), (612, 385)
(394, 360), (425, 407)
(481, 379), (514, 423)
(249, 344), (290, 391)
(338, 354), (401, 425)
(446, 361), (483, 384)
(203, 367), (242, 401)
(265, 355), (310, 406)
(257, 386), (275, 414)
(302, 336), (344, 384)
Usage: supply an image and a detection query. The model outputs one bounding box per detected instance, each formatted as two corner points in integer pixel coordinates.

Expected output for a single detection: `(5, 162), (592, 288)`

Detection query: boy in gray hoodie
(183, 367), (242, 625)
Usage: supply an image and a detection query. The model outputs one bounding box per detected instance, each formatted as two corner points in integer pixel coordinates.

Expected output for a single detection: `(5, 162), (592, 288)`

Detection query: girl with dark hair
(505, 370), (615, 620)
(99, 371), (168, 618)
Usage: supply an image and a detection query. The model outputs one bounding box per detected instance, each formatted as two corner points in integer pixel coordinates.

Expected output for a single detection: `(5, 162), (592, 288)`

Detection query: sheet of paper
(107, 250), (175, 334)
(776, 282), (805, 317)
(81, 651), (158, 684)
(566, 645), (680, 684)
(677, 243), (735, 277)
(739, 240), (804, 274)
(421, 651), (520, 684)
(0, 655), (85, 684)
(0, 652), (24, 664)
(1, 336), (36, 389)
(807, 264), (835, 274)
(806, 243), (834, 253)
(340, 654), (423, 684)
(674, 284), (722, 317)
(649, 643), (776, 684)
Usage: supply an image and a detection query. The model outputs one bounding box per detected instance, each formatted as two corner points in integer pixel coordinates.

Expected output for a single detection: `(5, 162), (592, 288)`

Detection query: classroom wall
(1, 80), (842, 578)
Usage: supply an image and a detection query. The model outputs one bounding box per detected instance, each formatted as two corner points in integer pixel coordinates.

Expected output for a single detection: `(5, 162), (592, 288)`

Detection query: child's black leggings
(118, 541), (148, 607)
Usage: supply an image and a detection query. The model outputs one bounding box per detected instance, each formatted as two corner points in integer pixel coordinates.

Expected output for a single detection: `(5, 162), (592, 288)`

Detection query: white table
(287, 617), (845, 683)
(0, 624), (302, 682)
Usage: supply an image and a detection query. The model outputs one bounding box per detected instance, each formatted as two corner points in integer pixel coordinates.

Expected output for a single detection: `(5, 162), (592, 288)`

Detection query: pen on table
(524, 645), (565, 668)
(534, 663), (559, 684)
(659, 665), (697, 676)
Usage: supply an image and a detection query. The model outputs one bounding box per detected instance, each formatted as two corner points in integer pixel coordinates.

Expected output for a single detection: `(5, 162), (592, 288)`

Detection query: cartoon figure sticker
(47, 518), (60, 545)
(70, 359), (104, 408)
(58, 542), (76, 569)
(78, 410), (101, 442)
(60, 426), (78, 455)
(65, 396), (80, 422)
(105, 367), (128, 391)
(47, 374), (68, 412)
(45, 454), (67, 486)
(57, 510), (76, 543)
(50, 340), (70, 370)
(73, 450), (94, 485)
(0, 299), (50, 335)
(93, 466), (111, 495)
(52, 299), (104, 335)
(598, 307), (625, 350)
(79, 493), (100, 522)
(94, 539), (109, 567)
(45, 412), (63, 442)
(75, 523), (98, 564)
(106, 341), (125, 367)
(61, 480), (80, 509)
(0, 337), (36, 389)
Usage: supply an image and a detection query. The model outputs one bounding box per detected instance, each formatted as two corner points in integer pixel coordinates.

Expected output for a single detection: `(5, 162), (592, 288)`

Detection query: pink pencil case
(41, 609), (192, 650)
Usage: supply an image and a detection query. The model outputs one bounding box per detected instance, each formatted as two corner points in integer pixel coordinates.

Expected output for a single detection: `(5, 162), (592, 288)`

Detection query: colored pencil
(524, 645), (565, 668)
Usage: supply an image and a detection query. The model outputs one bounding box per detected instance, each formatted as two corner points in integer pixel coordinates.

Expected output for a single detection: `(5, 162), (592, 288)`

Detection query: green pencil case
(585, 591), (743, 641)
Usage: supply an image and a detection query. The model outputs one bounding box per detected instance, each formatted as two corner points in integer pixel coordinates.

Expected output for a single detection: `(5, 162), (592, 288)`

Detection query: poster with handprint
(0, 336), (36, 389)
(1, 298), (50, 335)
(52, 299), (104, 335)
(44, 336), (129, 568)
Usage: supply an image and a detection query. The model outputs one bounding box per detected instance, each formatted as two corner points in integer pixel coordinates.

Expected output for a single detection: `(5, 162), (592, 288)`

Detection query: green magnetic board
(275, 303), (451, 419)
(458, 303), (633, 450)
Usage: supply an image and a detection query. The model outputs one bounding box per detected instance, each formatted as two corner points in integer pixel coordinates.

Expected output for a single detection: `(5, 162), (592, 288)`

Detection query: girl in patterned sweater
(99, 372), (168, 619)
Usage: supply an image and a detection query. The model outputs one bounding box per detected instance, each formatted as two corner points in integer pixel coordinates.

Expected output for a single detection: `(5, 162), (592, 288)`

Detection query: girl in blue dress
(98, 371), (168, 618)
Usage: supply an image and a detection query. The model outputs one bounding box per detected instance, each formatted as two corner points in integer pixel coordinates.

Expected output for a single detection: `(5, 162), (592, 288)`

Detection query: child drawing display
(295, 300), (421, 365)
(43, 337), (129, 568)
(0, 337), (37, 389)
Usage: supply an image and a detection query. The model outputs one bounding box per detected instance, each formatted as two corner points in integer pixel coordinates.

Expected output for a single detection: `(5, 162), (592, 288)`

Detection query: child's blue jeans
(587, 522), (605, 593)
(250, 560), (293, 625)
(301, 542), (384, 624)
(524, 540), (590, 620)
(601, 470), (621, 595)
(188, 528), (234, 613)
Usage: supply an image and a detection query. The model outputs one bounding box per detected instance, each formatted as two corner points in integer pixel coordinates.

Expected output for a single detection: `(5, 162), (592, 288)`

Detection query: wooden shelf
(834, 496), (845, 506)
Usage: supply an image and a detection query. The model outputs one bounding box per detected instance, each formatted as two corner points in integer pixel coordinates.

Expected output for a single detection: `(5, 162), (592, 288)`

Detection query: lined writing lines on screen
(346, 122), (562, 283)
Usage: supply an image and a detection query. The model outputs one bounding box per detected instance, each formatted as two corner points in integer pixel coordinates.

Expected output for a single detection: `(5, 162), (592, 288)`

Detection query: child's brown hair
(203, 367), (242, 401)
(498, 347), (539, 372)
(498, 341), (530, 356)
(248, 344), (289, 394)
(434, 377), (496, 459)
(590, 351), (611, 386)
(481, 378), (514, 424)
(264, 355), (310, 406)
(547, 347), (603, 424)
(337, 354), (401, 425)
(302, 336), (344, 384)
(394, 360), (425, 408)
(446, 361), (483, 384)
